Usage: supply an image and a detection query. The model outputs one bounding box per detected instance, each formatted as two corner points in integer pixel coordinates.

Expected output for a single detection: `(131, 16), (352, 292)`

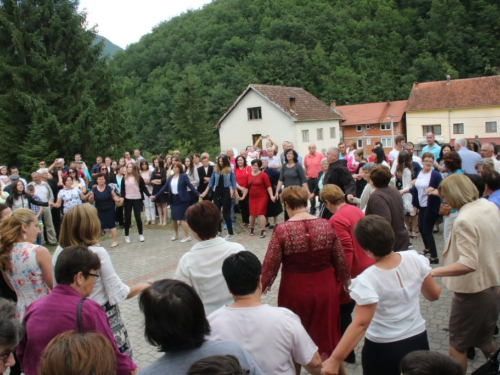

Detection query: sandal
(409, 232), (417, 239)
(268, 224), (275, 229)
(249, 228), (255, 236)
(260, 230), (266, 238)
(420, 249), (431, 256)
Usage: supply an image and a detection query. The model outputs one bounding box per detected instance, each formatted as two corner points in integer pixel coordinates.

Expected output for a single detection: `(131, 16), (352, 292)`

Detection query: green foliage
(0, 0), (132, 175)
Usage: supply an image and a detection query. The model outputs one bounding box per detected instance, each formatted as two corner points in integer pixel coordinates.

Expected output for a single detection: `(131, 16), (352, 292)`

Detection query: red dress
(247, 172), (271, 216)
(262, 218), (350, 360)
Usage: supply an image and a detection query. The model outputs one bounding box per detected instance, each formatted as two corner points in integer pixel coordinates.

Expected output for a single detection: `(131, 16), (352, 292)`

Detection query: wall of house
(406, 106), (500, 146)
(293, 120), (340, 157)
(219, 90), (296, 154)
(342, 122), (404, 157)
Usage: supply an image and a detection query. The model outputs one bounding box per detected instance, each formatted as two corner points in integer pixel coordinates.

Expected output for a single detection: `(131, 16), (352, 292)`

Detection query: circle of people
(0, 132), (500, 375)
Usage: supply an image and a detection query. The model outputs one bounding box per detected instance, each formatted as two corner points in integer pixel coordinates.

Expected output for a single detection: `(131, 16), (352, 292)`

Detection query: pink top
(140, 170), (153, 193)
(304, 152), (324, 179)
(125, 176), (141, 199)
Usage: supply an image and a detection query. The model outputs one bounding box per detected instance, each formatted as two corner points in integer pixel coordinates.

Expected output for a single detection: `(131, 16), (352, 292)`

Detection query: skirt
(170, 194), (189, 221)
(362, 330), (429, 375)
(98, 208), (116, 230)
(449, 286), (499, 352)
(102, 302), (132, 359)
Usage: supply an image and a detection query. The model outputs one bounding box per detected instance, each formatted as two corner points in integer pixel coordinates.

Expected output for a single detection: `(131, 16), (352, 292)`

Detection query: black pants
(124, 199), (143, 236)
(237, 190), (250, 224)
(307, 178), (318, 214)
(115, 205), (124, 226)
(362, 330), (429, 375)
(418, 207), (439, 258)
(51, 206), (61, 240)
(214, 188), (233, 235)
(340, 301), (356, 361)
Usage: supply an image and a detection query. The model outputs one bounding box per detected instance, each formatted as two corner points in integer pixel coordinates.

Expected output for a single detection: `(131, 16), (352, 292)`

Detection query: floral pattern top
(58, 187), (82, 214)
(6, 242), (51, 321)
(261, 218), (350, 293)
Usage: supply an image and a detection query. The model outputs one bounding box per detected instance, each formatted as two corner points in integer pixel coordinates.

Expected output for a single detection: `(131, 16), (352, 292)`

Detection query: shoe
(171, 235), (178, 241)
(125, 236), (130, 243)
(225, 234), (235, 240)
(420, 249), (431, 256)
(110, 242), (118, 248)
(265, 223), (270, 228)
(144, 221), (150, 226)
(223, 223), (227, 230)
(467, 347), (476, 360)
(249, 228), (255, 236)
(260, 230), (266, 238)
(180, 236), (192, 243)
(150, 220), (156, 225)
(139, 235), (145, 242)
(408, 242), (413, 248)
(429, 257), (439, 264)
(409, 232), (417, 239)
(268, 224), (275, 229)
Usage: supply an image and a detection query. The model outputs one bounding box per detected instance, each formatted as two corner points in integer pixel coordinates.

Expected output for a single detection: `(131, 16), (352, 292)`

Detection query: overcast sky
(79, 0), (212, 49)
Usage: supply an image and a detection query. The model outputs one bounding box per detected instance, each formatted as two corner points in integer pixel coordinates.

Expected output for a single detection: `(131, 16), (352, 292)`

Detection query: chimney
(330, 100), (336, 108)
(289, 97), (296, 111)
(446, 75), (451, 85)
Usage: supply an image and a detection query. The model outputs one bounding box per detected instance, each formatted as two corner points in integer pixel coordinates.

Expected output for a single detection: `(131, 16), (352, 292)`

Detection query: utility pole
(389, 114), (394, 148)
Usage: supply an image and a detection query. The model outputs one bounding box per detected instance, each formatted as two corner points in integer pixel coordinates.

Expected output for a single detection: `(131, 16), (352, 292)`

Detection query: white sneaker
(139, 235), (145, 242)
(180, 236), (192, 243)
(171, 236), (178, 241)
(225, 234), (235, 240)
(125, 236), (131, 243)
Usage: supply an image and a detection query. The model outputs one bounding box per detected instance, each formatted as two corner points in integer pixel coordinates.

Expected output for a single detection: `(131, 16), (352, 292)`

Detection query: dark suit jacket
(197, 165), (214, 194)
(324, 160), (356, 196)
(156, 174), (199, 204)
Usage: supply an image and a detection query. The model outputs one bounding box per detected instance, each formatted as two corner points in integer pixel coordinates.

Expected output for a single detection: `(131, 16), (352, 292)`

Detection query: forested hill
(93, 35), (123, 58)
(112, 0), (500, 155)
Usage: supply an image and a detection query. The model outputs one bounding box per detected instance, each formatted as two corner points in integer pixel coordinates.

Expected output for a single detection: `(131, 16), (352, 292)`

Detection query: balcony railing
(417, 136), (444, 145)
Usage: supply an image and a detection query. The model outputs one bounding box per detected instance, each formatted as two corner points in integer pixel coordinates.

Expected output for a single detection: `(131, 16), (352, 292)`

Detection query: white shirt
(349, 250), (430, 343)
(52, 245), (130, 306)
(388, 149), (400, 163)
(175, 237), (244, 315)
(33, 182), (49, 202)
(412, 155), (422, 166)
(208, 305), (317, 375)
(415, 170), (432, 207)
(268, 155), (280, 168)
(171, 176), (179, 194)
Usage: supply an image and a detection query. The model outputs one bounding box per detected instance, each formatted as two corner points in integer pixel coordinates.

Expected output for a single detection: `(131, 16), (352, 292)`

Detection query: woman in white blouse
(322, 215), (441, 375)
(52, 203), (150, 358)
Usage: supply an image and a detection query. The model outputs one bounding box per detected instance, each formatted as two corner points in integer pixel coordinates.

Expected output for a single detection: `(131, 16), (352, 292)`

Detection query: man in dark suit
(197, 156), (214, 201)
(324, 147), (356, 197)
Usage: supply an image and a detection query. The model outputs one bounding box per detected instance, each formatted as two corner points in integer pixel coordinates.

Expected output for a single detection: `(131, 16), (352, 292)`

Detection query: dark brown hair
(281, 186), (308, 210)
(354, 215), (395, 256)
(369, 165), (392, 188)
(172, 161), (185, 174)
(185, 202), (220, 240)
(443, 151), (462, 172)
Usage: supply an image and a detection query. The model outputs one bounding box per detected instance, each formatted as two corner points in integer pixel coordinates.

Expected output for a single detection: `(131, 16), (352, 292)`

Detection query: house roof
(336, 100), (407, 126)
(215, 84), (343, 128)
(406, 76), (500, 111)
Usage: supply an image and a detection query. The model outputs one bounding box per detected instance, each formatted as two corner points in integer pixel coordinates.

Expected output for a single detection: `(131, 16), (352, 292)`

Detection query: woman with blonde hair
(39, 331), (116, 375)
(431, 174), (500, 373)
(346, 140), (359, 173)
(52, 203), (150, 358)
(0, 209), (52, 320)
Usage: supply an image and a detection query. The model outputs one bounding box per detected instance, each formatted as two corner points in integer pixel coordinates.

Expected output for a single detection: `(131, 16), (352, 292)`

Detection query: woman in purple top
(17, 245), (137, 375)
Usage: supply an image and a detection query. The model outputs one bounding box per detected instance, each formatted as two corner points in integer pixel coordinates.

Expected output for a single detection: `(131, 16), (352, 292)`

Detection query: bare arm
(430, 262), (474, 277)
(127, 283), (151, 299)
(51, 197), (62, 208)
(303, 352), (322, 375)
(36, 246), (53, 290)
(421, 273), (441, 301)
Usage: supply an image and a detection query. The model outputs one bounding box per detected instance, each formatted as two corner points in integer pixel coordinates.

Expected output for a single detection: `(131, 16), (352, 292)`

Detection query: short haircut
(95, 172), (107, 181)
(54, 245), (101, 285)
(374, 141), (382, 147)
(201, 156), (209, 161)
(404, 142), (414, 149)
(139, 279), (210, 352)
(369, 165), (392, 188)
(475, 159), (494, 173)
(483, 170), (500, 192)
(59, 204), (101, 247)
(188, 355), (249, 375)
(338, 142), (346, 147)
(281, 186), (308, 210)
(455, 137), (467, 147)
(27, 185), (35, 192)
(284, 149), (298, 164)
(354, 215), (394, 256)
(438, 174), (479, 210)
(395, 135), (405, 144)
(222, 251), (261, 296)
(62, 175), (73, 184)
(250, 159), (262, 168)
(0, 298), (24, 348)
(466, 174), (485, 197)
(39, 331), (116, 375)
(320, 184), (345, 206)
(185, 201), (220, 240)
(400, 350), (462, 375)
(421, 152), (435, 161)
(172, 161), (185, 174)
(443, 151), (462, 172)
(362, 162), (375, 171)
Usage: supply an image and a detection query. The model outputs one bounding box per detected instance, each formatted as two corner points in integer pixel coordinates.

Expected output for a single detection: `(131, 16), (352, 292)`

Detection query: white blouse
(349, 250), (430, 343)
(52, 245), (130, 306)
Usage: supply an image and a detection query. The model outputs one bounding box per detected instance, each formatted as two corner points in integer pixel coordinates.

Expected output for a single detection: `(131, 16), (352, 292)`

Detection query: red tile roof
(336, 100), (407, 126)
(406, 76), (500, 111)
(215, 84), (342, 128)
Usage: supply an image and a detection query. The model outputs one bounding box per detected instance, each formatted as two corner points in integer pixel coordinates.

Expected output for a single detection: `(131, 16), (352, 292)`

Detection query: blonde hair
(59, 204), (101, 247)
(0, 209), (37, 271)
(320, 184), (345, 206)
(438, 174), (479, 210)
(348, 140), (357, 150)
(281, 186), (308, 210)
(126, 162), (140, 184)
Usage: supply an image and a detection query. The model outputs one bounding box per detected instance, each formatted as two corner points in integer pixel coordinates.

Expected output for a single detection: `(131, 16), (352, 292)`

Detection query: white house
(215, 84), (343, 159)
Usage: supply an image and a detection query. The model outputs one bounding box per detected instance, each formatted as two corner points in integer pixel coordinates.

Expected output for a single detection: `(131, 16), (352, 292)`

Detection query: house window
(357, 139), (363, 148)
(247, 107), (262, 120)
(356, 125), (362, 132)
(486, 121), (498, 133)
(380, 123), (391, 131)
(366, 124), (371, 130)
(317, 128), (323, 141)
(422, 125), (441, 135)
(330, 127), (336, 139)
(302, 130), (309, 142)
(453, 123), (464, 134)
(381, 138), (393, 148)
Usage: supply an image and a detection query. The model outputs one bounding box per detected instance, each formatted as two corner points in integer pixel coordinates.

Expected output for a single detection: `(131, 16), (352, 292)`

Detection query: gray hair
(0, 298), (23, 347)
(403, 142), (414, 149)
(455, 138), (467, 147)
(321, 158), (328, 164)
(261, 157), (269, 164)
(362, 162), (375, 171)
(31, 171), (40, 177)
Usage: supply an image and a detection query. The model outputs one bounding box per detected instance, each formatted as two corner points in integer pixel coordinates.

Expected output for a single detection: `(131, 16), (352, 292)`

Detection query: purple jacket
(17, 285), (136, 375)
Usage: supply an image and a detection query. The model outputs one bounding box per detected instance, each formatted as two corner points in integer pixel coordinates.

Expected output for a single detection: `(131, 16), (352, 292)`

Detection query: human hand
(204, 177), (210, 182)
(347, 194), (354, 203)
(309, 193), (315, 200)
(119, 198), (124, 204)
(425, 187), (435, 195)
(150, 196), (156, 201)
(321, 357), (341, 375)
(200, 193), (205, 199)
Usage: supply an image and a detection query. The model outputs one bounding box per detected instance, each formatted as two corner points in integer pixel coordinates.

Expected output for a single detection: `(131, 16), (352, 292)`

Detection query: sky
(78, 0), (212, 49)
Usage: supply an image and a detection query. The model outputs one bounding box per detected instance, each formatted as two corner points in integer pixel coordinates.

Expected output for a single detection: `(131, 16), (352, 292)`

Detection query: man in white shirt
(208, 251), (322, 375)
(455, 138), (481, 174)
(28, 172), (57, 245)
(388, 135), (405, 167)
(480, 143), (500, 173)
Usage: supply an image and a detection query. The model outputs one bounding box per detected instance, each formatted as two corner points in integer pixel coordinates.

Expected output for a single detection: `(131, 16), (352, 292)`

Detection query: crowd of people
(0, 132), (499, 374)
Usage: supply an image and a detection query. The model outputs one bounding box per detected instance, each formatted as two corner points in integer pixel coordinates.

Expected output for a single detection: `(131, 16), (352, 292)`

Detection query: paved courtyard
(102, 217), (493, 375)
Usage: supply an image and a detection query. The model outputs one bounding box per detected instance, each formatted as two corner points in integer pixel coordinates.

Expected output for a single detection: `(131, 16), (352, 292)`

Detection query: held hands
(309, 193), (315, 200)
(321, 357), (341, 375)
(346, 194), (354, 204)
(150, 196), (156, 201)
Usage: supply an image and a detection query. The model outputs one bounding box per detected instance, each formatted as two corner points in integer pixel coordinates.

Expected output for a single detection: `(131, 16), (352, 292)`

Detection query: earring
(23, 234), (27, 240)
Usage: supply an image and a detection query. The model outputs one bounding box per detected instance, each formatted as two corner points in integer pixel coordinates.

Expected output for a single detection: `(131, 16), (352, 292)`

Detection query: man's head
(400, 350), (462, 375)
(426, 132), (435, 146)
(374, 141), (382, 148)
(484, 171), (500, 196)
(38, 161), (46, 169)
(123, 152), (130, 160)
(75, 161), (84, 170)
(96, 156), (103, 165)
(222, 251), (262, 297)
(27, 185), (36, 197)
(281, 141), (289, 150)
(74, 154), (82, 162)
(68, 161), (77, 169)
(173, 150), (181, 157)
(31, 172), (41, 184)
(286, 142), (294, 150)
(338, 142), (346, 155)
(226, 149), (234, 158)
(239, 150), (247, 158)
(480, 143), (495, 159)
(104, 157), (111, 167)
(326, 147), (340, 164)
(8, 167), (18, 176)
(308, 143), (317, 155)
(403, 142), (414, 157)
(454, 138), (467, 151)
(395, 135), (405, 149)
(201, 156), (209, 167)
(134, 150), (141, 158)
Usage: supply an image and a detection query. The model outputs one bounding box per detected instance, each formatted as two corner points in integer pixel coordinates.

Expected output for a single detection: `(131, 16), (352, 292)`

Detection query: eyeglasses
(85, 272), (100, 280)
(0, 349), (13, 363)
(69, 171), (76, 174)
(100, 168), (107, 171)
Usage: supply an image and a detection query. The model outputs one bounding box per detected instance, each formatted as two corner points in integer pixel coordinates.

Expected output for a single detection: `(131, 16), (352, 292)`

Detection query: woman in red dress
(244, 159), (274, 238)
(261, 186), (350, 370)
(233, 155), (251, 227)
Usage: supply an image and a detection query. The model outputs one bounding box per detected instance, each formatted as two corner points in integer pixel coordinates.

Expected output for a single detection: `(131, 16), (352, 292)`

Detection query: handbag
(439, 203), (451, 216)
(471, 347), (500, 374)
(77, 298), (86, 333)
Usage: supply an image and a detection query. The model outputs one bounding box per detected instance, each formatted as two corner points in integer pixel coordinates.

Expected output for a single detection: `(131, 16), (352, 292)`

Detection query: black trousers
(307, 178), (318, 214)
(214, 188), (233, 235)
(115, 205), (124, 226)
(124, 199), (143, 236)
(237, 190), (250, 224)
(418, 207), (439, 258)
(51, 206), (62, 240)
(340, 301), (356, 360)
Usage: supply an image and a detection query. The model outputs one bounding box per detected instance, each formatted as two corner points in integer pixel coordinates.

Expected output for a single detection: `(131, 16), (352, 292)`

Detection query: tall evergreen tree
(0, 0), (131, 173)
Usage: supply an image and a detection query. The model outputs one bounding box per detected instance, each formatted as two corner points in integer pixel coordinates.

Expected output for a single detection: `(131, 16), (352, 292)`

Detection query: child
(27, 185), (43, 245)
(246, 146), (259, 165)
